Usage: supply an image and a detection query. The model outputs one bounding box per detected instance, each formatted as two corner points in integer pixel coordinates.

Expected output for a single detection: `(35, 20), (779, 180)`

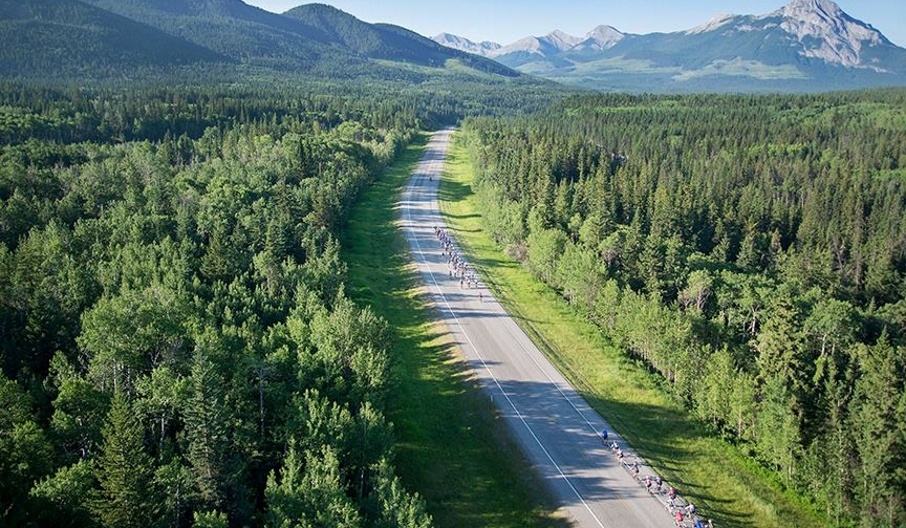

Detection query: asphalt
(400, 129), (688, 528)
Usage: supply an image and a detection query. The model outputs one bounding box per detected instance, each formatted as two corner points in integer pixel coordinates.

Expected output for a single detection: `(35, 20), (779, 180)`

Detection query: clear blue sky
(245, 0), (905, 46)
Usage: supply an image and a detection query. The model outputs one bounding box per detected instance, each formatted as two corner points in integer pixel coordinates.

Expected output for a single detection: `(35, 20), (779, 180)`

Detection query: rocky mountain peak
(578, 25), (625, 50)
(544, 29), (583, 50)
(779, 0), (843, 17)
(586, 25), (624, 41)
(770, 0), (887, 67)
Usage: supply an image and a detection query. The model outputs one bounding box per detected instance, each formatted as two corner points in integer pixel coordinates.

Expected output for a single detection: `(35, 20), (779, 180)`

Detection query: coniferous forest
(461, 90), (906, 527)
(0, 85), (440, 528)
(4, 82), (906, 528)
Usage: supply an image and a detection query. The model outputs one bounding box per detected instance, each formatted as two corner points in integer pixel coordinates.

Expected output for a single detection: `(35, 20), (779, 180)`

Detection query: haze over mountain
(0, 0), (523, 83)
(433, 0), (906, 92)
(433, 32), (501, 57)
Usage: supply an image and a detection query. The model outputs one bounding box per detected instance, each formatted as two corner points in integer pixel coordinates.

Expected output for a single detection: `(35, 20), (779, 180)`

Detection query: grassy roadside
(439, 132), (828, 528)
(341, 133), (565, 528)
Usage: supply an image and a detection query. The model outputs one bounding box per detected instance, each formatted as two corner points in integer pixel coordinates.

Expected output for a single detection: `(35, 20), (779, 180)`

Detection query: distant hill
(81, 0), (361, 71)
(0, 0), (524, 84)
(434, 0), (906, 92)
(0, 0), (224, 79)
(282, 4), (516, 76)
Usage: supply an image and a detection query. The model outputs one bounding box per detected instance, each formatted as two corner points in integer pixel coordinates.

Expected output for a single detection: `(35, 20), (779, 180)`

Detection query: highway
(401, 129), (685, 528)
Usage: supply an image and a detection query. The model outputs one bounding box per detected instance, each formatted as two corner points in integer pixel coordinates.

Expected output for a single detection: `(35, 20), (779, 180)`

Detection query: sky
(245, 0), (905, 47)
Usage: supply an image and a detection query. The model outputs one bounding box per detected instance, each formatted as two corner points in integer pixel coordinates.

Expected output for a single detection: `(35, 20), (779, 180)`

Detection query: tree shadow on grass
(438, 172), (474, 204)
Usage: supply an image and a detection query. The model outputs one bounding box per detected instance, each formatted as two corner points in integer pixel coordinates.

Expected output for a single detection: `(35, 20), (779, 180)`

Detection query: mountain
(0, 0), (224, 79)
(79, 0), (367, 72)
(0, 0), (526, 83)
(436, 0), (906, 92)
(432, 33), (501, 57)
(482, 30), (585, 67)
(574, 25), (625, 51)
(540, 30), (586, 52)
(433, 26), (624, 58)
(282, 4), (515, 75)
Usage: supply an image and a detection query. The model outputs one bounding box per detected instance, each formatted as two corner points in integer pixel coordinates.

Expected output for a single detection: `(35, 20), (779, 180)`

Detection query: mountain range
(0, 0), (522, 84)
(433, 0), (906, 92)
(2, 0), (904, 94)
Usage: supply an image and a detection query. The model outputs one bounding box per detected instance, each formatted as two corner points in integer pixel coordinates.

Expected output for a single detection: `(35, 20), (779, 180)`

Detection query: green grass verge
(439, 132), (829, 528)
(342, 133), (566, 528)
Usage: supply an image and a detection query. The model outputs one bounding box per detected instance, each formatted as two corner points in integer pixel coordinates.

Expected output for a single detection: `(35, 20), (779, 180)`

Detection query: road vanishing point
(401, 128), (679, 528)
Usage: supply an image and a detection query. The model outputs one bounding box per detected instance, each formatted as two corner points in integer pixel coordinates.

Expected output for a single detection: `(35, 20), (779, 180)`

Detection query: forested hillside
(0, 85), (436, 527)
(461, 89), (906, 527)
(0, 0), (225, 79)
(0, 0), (530, 89)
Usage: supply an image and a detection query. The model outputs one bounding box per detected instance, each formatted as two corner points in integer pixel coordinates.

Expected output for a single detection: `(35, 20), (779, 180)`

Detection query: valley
(0, 2), (904, 528)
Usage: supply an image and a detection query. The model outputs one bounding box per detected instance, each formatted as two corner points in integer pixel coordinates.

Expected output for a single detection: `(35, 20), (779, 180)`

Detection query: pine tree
(754, 375), (802, 483)
(185, 351), (232, 513)
(91, 392), (156, 528)
(850, 336), (906, 527)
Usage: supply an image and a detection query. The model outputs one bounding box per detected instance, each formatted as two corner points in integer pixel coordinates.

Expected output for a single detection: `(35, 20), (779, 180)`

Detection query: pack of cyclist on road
(602, 429), (714, 528)
(435, 226), (483, 301)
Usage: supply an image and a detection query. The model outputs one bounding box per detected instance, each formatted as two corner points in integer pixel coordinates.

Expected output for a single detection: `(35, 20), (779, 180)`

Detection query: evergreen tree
(850, 337), (906, 527)
(754, 375), (801, 483)
(185, 351), (233, 514)
(91, 393), (157, 528)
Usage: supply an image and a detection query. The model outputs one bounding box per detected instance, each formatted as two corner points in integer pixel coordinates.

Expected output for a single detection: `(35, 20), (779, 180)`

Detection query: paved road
(401, 129), (680, 528)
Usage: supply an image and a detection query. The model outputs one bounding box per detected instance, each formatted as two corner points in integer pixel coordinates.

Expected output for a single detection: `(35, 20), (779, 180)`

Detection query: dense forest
(0, 84), (440, 528)
(461, 89), (906, 528)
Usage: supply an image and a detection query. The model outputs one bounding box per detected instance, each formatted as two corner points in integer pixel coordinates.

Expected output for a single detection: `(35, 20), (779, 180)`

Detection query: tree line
(461, 89), (906, 528)
(0, 85), (433, 528)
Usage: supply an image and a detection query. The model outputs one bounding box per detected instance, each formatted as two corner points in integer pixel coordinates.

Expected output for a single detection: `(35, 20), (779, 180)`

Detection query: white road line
(497, 312), (612, 440)
(402, 135), (608, 528)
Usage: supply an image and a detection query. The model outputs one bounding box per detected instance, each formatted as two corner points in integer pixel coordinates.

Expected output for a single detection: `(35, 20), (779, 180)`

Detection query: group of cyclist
(435, 226), (483, 300)
(602, 429), (713, 528)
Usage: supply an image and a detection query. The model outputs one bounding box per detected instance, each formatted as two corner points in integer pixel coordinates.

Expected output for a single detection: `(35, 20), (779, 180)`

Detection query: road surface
(401, 129), (682, 528)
